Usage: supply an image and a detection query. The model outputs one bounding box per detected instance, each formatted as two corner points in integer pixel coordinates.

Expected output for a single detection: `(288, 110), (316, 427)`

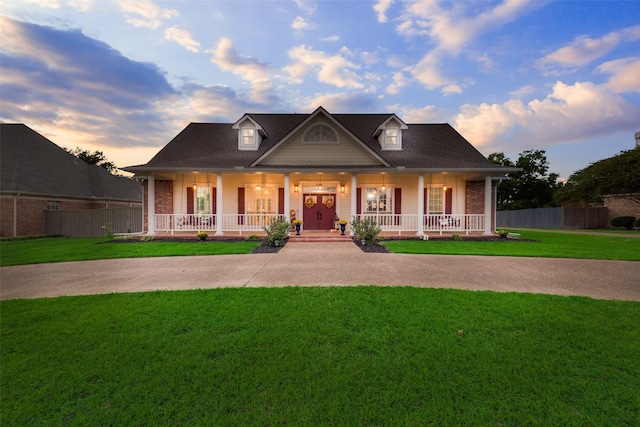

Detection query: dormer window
(303, 124), (339, 144)
(241, 127), (255, 147)
(233, 115), (265, 151)
(374, 115), (407, 150)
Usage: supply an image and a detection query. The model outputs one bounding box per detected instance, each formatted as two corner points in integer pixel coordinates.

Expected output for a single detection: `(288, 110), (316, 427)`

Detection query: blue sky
(1, 0), (639, 179)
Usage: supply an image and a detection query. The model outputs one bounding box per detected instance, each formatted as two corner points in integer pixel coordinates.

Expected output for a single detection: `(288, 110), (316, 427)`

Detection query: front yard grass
(0, 237), (260, 266)
(2, 287), (638, 426)
(382, 230), (640, 261)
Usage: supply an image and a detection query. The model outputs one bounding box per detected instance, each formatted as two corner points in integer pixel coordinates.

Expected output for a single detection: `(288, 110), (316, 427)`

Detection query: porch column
(483, 175), (492, 235)
(147, 174), (155, 235)
(350, 174), (357, 236)
(215, 174), (223, 235)
(416, 174), (425, 236)
(284, 173), (290, 222)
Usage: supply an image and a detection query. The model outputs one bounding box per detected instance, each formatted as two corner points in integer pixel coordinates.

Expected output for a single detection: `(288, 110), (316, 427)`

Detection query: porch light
(442, 174), (447, 192)
(256, 184), (261, 191)
(340, 184), (345, 193)
(294, 183), (299, 193)
(381, 174), (386, 191)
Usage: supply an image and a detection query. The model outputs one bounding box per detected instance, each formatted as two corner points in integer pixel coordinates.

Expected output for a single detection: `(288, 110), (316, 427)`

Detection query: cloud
(373, 0), (394, 24)
(322, 35), (340, 42)
(300, 92), (378, 113)
(453, 80), (640, 153)
(164, 26), (200, 53)
(292, 16), (316, 31)
(284, 45), (364, 89)
(207, 37), (275, 104)
(117, 0), (178, 29)
(442, 84), (463, 96)
(0, 16), (177, 149)
(537, 25), (640, 74)
(389, 104), (449, 123)
(596, 57), (640, 93)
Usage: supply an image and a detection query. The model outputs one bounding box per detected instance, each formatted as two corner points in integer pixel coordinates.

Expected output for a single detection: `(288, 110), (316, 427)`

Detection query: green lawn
(0, 237), (260, 266)
(2, 287), (638, 426)
(382, 230), (640, 261)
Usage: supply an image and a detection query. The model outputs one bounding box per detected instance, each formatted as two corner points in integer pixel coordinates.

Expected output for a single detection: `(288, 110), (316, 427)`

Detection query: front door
(303, 194), (336, 230)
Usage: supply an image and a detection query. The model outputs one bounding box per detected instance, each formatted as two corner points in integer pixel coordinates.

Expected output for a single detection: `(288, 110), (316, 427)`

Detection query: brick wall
(142, 179), (173, 232)
(465, 181), (485, 214)
(603, 193), (640, 225)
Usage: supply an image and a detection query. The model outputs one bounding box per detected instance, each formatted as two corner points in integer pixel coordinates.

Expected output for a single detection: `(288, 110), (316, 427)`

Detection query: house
(123, 107), (516, 237)
(1, 124), (143, 237)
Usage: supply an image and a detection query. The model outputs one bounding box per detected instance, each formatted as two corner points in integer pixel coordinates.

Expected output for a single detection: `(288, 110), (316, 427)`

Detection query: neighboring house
(1, 124), (142, 237)
(123, 107), (516, 236)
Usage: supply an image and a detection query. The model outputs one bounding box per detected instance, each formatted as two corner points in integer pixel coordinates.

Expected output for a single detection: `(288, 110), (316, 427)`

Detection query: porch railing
(154, 213), (485, 235)
(355, 214), (485, 235)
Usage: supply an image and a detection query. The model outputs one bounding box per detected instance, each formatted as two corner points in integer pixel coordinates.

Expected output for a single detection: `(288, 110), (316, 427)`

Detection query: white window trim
(302, 123), (340, 144)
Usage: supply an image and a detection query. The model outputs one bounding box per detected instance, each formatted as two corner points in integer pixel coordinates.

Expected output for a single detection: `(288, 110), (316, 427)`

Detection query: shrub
(351, 217), (381, 246)
(635, 218), (640, 229)
(197, 231), (208, 241)
(610, 216), (636, 230)
(247, 234), (261, 241)
(264, 217), (290, 246)
(452, 234), (463, 241)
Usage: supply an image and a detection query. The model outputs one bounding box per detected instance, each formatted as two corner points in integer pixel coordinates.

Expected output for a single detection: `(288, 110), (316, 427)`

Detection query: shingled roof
(124, 109), (511, 174)
(1, 124), (142, 202)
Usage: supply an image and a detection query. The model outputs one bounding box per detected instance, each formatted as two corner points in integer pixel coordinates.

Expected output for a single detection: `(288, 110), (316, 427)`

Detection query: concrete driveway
(1, 242), (639, 301)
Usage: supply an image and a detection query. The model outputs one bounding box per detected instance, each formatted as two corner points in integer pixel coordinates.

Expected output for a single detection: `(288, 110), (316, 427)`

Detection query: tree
(489, 149), (561, 210)
(554, 149), (640, 204)
(65, 147), (118, 175)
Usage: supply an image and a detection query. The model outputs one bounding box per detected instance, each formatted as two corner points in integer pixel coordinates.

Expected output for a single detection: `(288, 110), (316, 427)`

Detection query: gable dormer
(232, 115), (267, 151)
(373, 114), (408, 150)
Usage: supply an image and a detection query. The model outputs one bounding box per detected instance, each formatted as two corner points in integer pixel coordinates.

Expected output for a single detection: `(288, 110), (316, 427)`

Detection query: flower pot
(500, 234), (507, 239)
(295, 224), (301, 235)
(340, 224), (346, 235)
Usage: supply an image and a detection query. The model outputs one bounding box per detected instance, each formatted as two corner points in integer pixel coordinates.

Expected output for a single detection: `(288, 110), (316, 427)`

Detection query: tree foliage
(489, 149), (561, 211)
(554, 149), (640, 204)
(64, 147), (118, 174)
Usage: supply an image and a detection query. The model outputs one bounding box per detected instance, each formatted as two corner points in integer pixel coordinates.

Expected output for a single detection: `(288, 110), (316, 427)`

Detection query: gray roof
(1, 124), (142, 202)
(124, 110), (513, 174)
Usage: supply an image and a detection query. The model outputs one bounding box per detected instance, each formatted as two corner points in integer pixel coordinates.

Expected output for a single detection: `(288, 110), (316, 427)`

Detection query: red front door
(302, 194), (336, 230)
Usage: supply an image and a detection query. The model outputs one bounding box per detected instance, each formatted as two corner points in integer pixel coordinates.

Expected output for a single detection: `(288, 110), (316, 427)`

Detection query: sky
(1, 0), (639, 180)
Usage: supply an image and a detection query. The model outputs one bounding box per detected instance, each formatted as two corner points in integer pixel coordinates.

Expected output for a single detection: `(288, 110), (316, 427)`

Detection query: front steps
(288, 230), (352, 242)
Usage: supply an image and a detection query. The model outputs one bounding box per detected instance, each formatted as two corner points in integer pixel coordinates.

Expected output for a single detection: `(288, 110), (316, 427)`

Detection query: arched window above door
(303, 124), (339, 144)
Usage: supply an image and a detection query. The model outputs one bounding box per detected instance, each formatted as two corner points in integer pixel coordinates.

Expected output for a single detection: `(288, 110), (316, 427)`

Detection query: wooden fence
(45, 207), (142, 237)
(497, 207), (608, 229)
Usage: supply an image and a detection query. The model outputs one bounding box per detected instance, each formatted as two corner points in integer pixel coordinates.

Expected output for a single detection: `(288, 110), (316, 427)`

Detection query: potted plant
(338, 218), (348, 235)
(497, 229), (507, 239)
(197, 231), (208, 241)
(293, 219), (303, 235)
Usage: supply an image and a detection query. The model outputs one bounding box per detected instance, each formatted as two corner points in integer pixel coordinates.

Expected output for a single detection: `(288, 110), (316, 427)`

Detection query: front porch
(151, 213), (488, 236)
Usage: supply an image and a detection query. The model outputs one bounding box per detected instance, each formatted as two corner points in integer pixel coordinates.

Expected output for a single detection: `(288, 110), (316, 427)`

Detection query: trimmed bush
(264, 217), (290, 246)
(610, 216), (636, 230)
(351, 217), (381, 245)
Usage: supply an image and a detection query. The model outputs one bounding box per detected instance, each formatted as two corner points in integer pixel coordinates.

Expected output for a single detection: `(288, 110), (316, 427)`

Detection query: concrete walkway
(2, 242), (639, 301)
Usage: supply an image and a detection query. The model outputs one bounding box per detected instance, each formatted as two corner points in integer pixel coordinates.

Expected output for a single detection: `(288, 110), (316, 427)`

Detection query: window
(303, 124), (338, 143)
(385, 128), (398, 146)
(196, 187), (210, 214)
(428, 187), (443, 215)
(47, 200), (60, 210)
(247, 185), (276, 213)
(364, 187), (393, 213)
(241, 127), (255, 146)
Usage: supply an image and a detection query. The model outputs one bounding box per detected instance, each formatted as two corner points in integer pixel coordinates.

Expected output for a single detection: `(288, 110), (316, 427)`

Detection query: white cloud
(453, 81), (640, 152)
(284, 45), (364, 89)
(373, 0), (394, 24)
(164, 26), (200, 53)
(206, 37), (274, 103)
(509, 85), (537, 98)
(292, 16), (316, 31)
(117, 0), (178, 29)
(442, 84), (463, 96)
(22, 0), (61, 8)
(391, 105), (449, 123)
(322, 35), (340, 42)
(597, 57), (640, 93)
(537, 25), (640, 74)
(300, 92), (377, 113)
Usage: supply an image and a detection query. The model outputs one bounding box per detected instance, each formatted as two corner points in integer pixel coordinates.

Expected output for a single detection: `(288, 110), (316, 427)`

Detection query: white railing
(355, 214), (485, 235)
(154, 213), (485, 235)
(153, 214), (287, 235)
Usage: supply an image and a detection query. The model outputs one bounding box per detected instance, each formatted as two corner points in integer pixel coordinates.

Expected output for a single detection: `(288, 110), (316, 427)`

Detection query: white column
(215, 174), (223, 235)
(147, 174), (155, 235)
(350, 174), (357, 235)
(284, 173), (290, 222)
(483, 175), (492, 235)
(416, 174), (425, 236)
